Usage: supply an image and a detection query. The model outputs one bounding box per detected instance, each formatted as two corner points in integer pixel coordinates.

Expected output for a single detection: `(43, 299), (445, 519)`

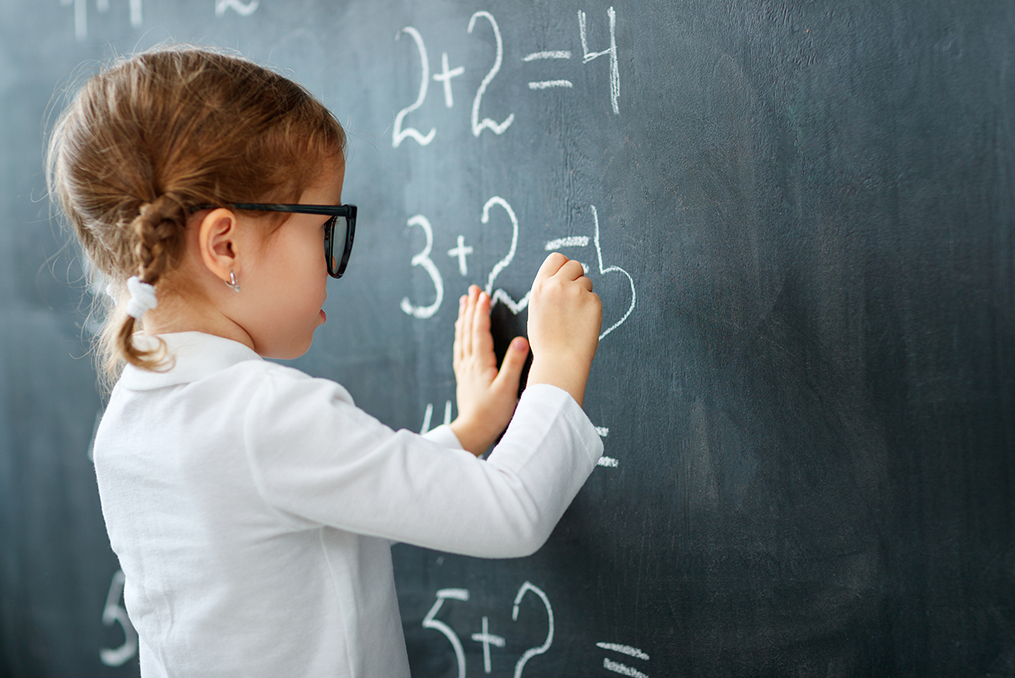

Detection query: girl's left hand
(449, 285), (530, 456)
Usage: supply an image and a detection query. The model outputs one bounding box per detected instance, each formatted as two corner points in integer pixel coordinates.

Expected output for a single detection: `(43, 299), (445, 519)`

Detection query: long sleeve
(420, 423), (463, 449)
(242, 366), (603, 558)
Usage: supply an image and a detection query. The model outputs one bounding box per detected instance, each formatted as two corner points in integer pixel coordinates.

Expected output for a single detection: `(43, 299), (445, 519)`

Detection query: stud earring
(225, 270), (241, 292)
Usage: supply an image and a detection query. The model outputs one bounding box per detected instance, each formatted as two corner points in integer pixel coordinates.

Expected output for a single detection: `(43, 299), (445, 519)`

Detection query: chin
(260, 334), (316, 361)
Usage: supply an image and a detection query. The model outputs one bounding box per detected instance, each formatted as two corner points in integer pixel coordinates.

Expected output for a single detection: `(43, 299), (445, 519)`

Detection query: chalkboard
(1, 0), (1014, 676)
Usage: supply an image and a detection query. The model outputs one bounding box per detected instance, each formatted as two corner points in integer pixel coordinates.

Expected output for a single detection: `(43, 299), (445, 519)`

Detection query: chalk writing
(99, 570), (137, 666)
(512, 581), (554, 678)
(578, 7), (620, 114)
(61, 0), (141, 41)
(596, 643), (650, 660)
(434, 52), (465, 108)
(544, 205), (636, 340)
(468, 11), (515, 137)
(402, 200), (635, 341)
(448, 236), (474, 276)
(545, 236), (590, 250)
(603, 659), (649, 678)
(62, 0), (265, 39)
(417, 579), (657, 677)
(482, 197), (530, 314)
(522, 48), (573, 89)
(595, 427), (618, 468)
(420, 400), (453, 434)
(393, 27), (437, 147)
(471, 616), (506, 674)
(590, 205), (635, 339)
(423, 589), (471, 678)
(596, 642), (651, 677)
(392, 7), (620, 144)
(401, 215), (444, 319)
(215, 0), (258, 15)
(521, 6), (621, 105)
(527, 80), (572, 90)
(421, 581), (561, 677)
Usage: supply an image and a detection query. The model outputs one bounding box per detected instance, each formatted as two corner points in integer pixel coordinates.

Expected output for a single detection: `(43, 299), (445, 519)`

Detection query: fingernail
(512, 338), (526, 351)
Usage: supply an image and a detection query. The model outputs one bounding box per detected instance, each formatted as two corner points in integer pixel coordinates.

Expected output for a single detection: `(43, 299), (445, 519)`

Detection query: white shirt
(93, 332), (603, 677)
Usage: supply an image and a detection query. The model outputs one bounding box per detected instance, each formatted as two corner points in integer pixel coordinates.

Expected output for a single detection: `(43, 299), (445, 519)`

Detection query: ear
(197, 208), (242, 284)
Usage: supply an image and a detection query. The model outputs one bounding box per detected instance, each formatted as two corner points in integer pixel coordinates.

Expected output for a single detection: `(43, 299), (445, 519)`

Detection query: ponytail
(107, 193), (188, 374)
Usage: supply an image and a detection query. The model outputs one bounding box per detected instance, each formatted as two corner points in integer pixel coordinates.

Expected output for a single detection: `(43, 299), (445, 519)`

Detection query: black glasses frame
(204, 203), (357, 278)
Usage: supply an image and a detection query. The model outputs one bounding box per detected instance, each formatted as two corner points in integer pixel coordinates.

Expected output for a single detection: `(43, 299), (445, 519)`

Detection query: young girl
(48, 45), (603, 676)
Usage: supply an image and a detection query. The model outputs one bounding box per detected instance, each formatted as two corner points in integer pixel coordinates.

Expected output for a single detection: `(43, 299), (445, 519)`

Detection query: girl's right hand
(525, 253), (602, 407)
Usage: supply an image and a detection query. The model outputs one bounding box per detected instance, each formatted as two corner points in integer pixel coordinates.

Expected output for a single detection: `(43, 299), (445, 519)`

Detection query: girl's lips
(320, 309), (327, 322)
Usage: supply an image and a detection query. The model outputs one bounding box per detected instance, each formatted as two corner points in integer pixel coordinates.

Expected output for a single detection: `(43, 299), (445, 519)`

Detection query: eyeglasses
(203, 203), (357, 278)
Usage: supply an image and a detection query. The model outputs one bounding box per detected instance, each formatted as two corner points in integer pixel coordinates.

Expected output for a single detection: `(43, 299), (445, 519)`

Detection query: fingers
(533, 252), (569, 283)
(493, 336), (529, 392)
(471, 289), (494, 363)
(461, 285), (479, 356)
(535, 252), (593, 285)
(557, 259), (589, 284)
(453, 294), (466, 366)
(456, 285), (497, 363)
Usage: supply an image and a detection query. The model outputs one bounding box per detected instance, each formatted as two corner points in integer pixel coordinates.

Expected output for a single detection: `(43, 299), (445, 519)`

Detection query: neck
(140, 289), (256, 353)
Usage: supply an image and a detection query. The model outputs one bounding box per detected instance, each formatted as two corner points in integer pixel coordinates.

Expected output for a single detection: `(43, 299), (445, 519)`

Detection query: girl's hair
(46, 44), (346, 385)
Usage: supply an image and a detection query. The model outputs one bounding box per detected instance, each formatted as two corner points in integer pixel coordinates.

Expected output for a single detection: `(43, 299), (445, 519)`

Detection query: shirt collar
(117, 332), (263, 390)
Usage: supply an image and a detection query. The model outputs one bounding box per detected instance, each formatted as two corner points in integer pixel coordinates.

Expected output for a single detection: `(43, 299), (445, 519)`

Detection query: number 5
(99, 570), (137, 667)
(422, 589), (470, 678)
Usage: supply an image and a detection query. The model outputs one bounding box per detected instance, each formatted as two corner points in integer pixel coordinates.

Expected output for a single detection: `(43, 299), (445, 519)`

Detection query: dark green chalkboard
(1, 1), (1013, 676)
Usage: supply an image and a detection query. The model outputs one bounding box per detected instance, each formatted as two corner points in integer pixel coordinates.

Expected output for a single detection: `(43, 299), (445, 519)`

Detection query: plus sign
(447, 235), (474, 276)
(432, 52), (465, 108)
(470, 616), (505, 674)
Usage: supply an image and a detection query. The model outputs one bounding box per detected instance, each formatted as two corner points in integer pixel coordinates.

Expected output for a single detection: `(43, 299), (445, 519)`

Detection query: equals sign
(523, 50), (573, 90)
(544, 235), (592, 276)
(596, 642), (650, 677)
(594, 427), (618, 468)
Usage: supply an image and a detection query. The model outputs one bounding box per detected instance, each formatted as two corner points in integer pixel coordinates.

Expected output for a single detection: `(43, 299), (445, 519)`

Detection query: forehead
(299, 157), (345, 205)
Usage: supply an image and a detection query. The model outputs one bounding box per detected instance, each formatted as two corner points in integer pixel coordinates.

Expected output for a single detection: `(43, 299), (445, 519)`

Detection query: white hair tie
(125, 276), (158, 320)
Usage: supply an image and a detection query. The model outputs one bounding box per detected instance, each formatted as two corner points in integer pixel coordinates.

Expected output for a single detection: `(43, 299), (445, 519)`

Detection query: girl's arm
(243, 368), (603, 558)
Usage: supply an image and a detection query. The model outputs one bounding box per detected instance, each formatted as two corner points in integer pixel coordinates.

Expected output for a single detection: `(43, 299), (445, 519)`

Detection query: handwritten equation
(421, 582), (650, 677)
(400, 196), (635, 342)
(393, 8), (618, 147)
(61, 0), (258, 40)
(406, 194), (634, 468)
